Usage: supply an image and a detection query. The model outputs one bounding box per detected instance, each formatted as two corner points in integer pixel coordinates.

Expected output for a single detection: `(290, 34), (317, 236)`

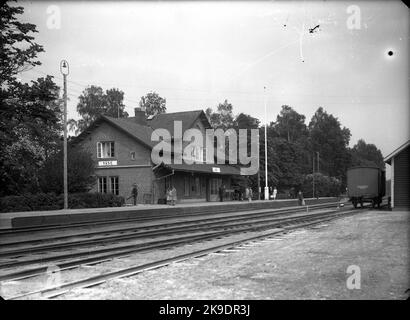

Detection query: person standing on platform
(219, 184), (225, 202)
(131, 183), (138, 205)
(273, 187), (278, 200)
(170, 186), (177, 206)
(248, 188), (253, 202)
(298, 190), (304, 206)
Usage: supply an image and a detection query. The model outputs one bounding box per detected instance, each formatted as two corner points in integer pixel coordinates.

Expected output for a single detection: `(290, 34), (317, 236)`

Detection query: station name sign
(98, 160), (118, 167)
(212, 167), (221, 173)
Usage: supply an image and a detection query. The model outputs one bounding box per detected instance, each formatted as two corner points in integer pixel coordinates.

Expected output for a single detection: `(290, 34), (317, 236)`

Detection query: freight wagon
(347, 166), (386, 208)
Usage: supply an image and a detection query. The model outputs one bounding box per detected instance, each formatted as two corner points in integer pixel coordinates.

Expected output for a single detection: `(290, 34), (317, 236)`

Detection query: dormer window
(97, 141), (115, 158)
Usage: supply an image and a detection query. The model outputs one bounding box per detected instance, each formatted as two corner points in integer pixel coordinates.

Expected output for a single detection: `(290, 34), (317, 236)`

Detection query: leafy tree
(139, 91), (166, 116)
(273, 105), (308, 143)
(71, 86), (128, 134)
(259, 132), (309, 191)
(302, 172), (341, 197)
(308, 107), (351, 181)
(0, 1), (44, 86)
(205, 100), (235, 130)
(39, 145), (96, 194)
(105, 88), (128, 118)
(350, 139), (385, 169)
(0, 2), (52, 196)
(233, 113), (260, 189)
(1, 76), (62, 196)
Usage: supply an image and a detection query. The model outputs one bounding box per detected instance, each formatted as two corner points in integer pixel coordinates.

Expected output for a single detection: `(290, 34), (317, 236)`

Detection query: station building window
(98, 177), (108, 193)
(110, 176), (119, 195)
(97, 141), (115, 158)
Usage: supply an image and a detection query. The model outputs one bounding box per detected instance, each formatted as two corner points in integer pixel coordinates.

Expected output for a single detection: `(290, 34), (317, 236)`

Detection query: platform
(0, 197), (338, 230)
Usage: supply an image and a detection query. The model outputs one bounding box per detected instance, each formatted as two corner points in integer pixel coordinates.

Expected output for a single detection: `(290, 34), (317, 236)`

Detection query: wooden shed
(384, 140), (410, 209)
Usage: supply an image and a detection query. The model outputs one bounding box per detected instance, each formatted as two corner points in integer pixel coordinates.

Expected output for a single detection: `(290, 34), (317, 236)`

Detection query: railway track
(0, 201), (338, 236)
(0, 203), (341, 256)
(0, 202), (360, 299)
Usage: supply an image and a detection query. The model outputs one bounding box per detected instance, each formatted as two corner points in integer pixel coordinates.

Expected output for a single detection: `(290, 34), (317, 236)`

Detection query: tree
(350, 139), (385, 169)
(1, 76), (63, 196)
(302, 172), (341, 197)
(308, 107), (351, 181)
(39, 146), (96, 194)
(105, 88), (128, 118)
(233, 113), (260, 189)
(0, 1), (44, 86)
(139, 92), (166, 116)
(0, 2), (50, 196)
(71, 86), (128, 134)
(258, 131), (309, 191)
(205, 100), (235, 130)
(273, 105), (308, 143)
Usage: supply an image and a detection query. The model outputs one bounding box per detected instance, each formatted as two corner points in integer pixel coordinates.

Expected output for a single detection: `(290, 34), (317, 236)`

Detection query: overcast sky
(18, 1), (409, 159)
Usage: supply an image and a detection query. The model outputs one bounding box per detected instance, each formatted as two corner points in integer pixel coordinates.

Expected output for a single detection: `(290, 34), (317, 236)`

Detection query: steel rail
(6, 208), (358, 300)
(0, 200), (340, 235)
(0, 209), (350, 283)
(0, 207), (341, 258)
(1, 202), (340, 247)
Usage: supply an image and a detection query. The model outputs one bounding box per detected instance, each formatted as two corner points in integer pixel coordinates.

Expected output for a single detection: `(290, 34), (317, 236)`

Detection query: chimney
(134, 107), (147, 125)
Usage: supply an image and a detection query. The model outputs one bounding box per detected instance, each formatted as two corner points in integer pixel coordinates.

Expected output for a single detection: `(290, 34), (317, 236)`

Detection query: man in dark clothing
(131, 183), (138, 205)
(297, 190), (304, 206)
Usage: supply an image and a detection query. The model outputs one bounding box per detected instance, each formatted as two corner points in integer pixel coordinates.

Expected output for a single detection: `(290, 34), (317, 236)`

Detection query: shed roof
(384, 140), (410, 164)
(158, 163), (242, 176)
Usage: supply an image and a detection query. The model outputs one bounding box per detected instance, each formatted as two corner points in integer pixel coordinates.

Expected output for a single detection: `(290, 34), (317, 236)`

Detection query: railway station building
(384, 140), (410, 209)
(73, 108), (246, 205)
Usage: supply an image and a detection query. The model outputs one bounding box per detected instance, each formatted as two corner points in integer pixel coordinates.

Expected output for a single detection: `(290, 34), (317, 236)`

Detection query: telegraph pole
(312, 153), (315, 199)
(60, 60), (69, 210)
(264, 86), (269, 201)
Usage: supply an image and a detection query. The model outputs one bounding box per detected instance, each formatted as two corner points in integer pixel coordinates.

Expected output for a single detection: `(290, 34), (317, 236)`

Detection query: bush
(0, 192), (125, 213)
(301, 173), (341, 198)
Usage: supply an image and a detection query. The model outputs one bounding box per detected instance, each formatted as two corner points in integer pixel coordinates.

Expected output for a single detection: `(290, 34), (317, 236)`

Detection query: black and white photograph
(0, 0), (409, 307)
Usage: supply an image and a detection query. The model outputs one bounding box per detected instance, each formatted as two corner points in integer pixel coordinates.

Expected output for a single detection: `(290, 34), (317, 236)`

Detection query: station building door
(209, 177), (222, 202)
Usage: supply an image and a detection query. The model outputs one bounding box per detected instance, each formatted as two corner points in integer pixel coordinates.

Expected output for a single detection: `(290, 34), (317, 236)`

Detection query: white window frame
(97, 141), (115, 159)
(98, 176), (108, 193)
(110, 176), (119, 195)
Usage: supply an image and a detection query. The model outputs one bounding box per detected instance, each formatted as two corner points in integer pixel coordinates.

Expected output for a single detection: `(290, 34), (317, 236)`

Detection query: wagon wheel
(352, 200), (358, 209)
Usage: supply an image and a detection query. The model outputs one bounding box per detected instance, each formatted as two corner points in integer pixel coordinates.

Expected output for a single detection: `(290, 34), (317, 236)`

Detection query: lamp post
(264, 86), (269, 201)
(60, 60), (69, 210)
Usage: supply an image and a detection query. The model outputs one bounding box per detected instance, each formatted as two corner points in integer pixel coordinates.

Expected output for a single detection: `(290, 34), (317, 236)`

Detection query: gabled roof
(72, 110), (211, 149)
(384, 140), (410, 164)
(104, 116), (155, 148)
(147, 110), (211, 136)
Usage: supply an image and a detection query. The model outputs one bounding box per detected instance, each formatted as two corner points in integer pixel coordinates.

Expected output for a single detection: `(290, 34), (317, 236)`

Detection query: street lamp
(60, 60), (69, 210)
(264, 86), (269, 201)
